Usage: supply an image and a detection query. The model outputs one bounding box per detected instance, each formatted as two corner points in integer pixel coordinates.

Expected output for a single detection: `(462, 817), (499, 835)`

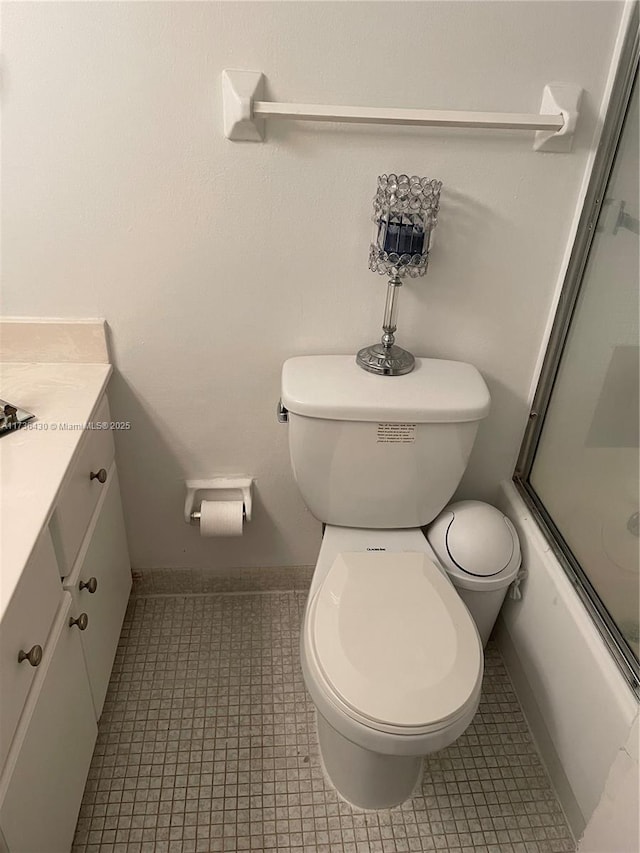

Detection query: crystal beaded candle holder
(369, 174), (441, 278)
(357, 173), (442, 376)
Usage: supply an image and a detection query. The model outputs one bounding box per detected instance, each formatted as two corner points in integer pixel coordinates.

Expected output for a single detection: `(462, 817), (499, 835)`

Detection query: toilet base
(317, 713), (423, 810)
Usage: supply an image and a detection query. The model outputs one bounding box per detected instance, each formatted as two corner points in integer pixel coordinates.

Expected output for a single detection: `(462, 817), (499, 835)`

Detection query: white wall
(1, 1), (624, 570)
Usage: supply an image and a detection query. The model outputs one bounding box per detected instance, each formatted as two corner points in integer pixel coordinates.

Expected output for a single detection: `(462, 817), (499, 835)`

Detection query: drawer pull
(79, 577), (98, 594)
(90, 468), (108, 484)
(69, 613), (89, 631)
(18, 645), (43, 667)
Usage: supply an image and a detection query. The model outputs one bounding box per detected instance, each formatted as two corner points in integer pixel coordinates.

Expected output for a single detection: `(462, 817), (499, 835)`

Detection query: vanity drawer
(53, 397), (115, 575)
(0, 529), (61, 771)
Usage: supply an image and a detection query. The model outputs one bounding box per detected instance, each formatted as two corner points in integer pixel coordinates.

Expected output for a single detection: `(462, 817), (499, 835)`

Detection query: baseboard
(130, 565), (314, 596)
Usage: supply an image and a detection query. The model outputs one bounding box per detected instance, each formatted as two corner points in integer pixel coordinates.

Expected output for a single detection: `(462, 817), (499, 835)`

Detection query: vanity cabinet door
(0, 593), (97, 853)
(64, 464), (131, 718)
(0, 529), (61, 771)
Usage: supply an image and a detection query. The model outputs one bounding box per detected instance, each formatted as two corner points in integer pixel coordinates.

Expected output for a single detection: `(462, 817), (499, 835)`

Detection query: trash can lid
(427, 500), (521, 580)
(446, 501), (517, 576)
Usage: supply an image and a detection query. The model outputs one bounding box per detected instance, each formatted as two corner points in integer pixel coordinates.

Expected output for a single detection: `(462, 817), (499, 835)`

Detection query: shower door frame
(513, 9), (640, 698)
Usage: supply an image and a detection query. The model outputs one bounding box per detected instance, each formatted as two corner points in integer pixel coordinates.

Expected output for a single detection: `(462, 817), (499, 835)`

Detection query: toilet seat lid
(310, 552), (482, 729)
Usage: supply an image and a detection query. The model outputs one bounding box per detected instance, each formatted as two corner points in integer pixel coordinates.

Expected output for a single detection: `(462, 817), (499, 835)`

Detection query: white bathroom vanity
(0, 362), (131, 853)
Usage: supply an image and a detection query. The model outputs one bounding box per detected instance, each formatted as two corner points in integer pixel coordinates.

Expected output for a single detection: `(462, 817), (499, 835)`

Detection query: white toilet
(280, 354), (492, 810)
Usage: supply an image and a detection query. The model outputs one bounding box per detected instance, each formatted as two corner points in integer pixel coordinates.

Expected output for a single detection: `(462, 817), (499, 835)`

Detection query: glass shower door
(528, 73), (639, 666)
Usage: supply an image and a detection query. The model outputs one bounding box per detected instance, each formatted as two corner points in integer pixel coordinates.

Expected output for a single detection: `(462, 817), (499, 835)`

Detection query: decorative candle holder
(357, 173), (442, 376)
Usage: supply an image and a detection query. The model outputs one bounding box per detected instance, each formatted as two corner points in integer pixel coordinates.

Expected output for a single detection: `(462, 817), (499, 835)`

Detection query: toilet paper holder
(184, 478), (253, 526)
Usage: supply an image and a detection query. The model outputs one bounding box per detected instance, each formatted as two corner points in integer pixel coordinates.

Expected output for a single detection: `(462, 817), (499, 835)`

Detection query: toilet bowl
(300, 525), (483, 809)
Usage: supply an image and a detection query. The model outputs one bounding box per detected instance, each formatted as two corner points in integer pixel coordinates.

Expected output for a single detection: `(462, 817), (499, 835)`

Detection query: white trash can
(427, 500), (522, 647)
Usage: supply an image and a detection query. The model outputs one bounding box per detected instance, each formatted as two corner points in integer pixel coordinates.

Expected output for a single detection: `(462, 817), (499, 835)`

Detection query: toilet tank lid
(281, 356), (491, 422)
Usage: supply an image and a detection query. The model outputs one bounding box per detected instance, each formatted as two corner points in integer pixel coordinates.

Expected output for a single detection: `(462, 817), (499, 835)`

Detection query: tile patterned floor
(73, 592), (575, 853)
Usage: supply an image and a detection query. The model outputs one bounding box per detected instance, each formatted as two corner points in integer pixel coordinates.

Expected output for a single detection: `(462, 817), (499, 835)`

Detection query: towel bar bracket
(534, 83), (582, 152)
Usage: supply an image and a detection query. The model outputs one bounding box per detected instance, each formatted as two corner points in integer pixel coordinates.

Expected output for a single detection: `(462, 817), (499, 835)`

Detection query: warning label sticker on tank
(376, 423), (416, 443)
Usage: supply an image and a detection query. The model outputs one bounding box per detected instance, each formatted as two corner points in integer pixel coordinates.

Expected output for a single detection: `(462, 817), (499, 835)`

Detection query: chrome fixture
(277, 400), (289, 423)
(356, 174), (441, 376)
(0, 399), (35, 436)
(184, 478), (253, 526)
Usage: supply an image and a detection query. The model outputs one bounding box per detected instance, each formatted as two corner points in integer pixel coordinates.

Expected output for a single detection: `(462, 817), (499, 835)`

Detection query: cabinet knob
(90, 468), (107, 484)
(18, 644), (43, 667)
(79, 577), (98, 594)
(69, 613), (89, 631)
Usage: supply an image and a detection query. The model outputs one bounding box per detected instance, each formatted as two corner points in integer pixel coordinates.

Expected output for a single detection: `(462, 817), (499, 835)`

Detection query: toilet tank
(281, 356), (491, 528)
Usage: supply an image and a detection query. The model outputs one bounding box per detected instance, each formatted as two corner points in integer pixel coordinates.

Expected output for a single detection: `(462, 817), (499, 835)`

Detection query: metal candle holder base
(356, 342), (415, 376)
(356, 274), (416, 376)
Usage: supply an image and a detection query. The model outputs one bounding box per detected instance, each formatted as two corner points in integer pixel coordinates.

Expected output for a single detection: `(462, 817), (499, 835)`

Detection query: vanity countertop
(0, 362), (112, 619)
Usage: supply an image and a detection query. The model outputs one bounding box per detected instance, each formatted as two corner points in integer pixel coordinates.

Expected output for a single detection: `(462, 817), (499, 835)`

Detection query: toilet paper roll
(199, 500), (244, 537)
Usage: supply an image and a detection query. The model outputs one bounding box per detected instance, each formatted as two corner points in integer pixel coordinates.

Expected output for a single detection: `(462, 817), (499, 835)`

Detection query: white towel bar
(253, 101), (563, 132)
(222, 70), (582, 153)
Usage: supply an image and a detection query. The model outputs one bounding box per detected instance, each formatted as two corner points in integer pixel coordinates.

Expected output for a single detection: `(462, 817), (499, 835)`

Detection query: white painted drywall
(496, 481), (638, 837)
(1, 1), (624, 569)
